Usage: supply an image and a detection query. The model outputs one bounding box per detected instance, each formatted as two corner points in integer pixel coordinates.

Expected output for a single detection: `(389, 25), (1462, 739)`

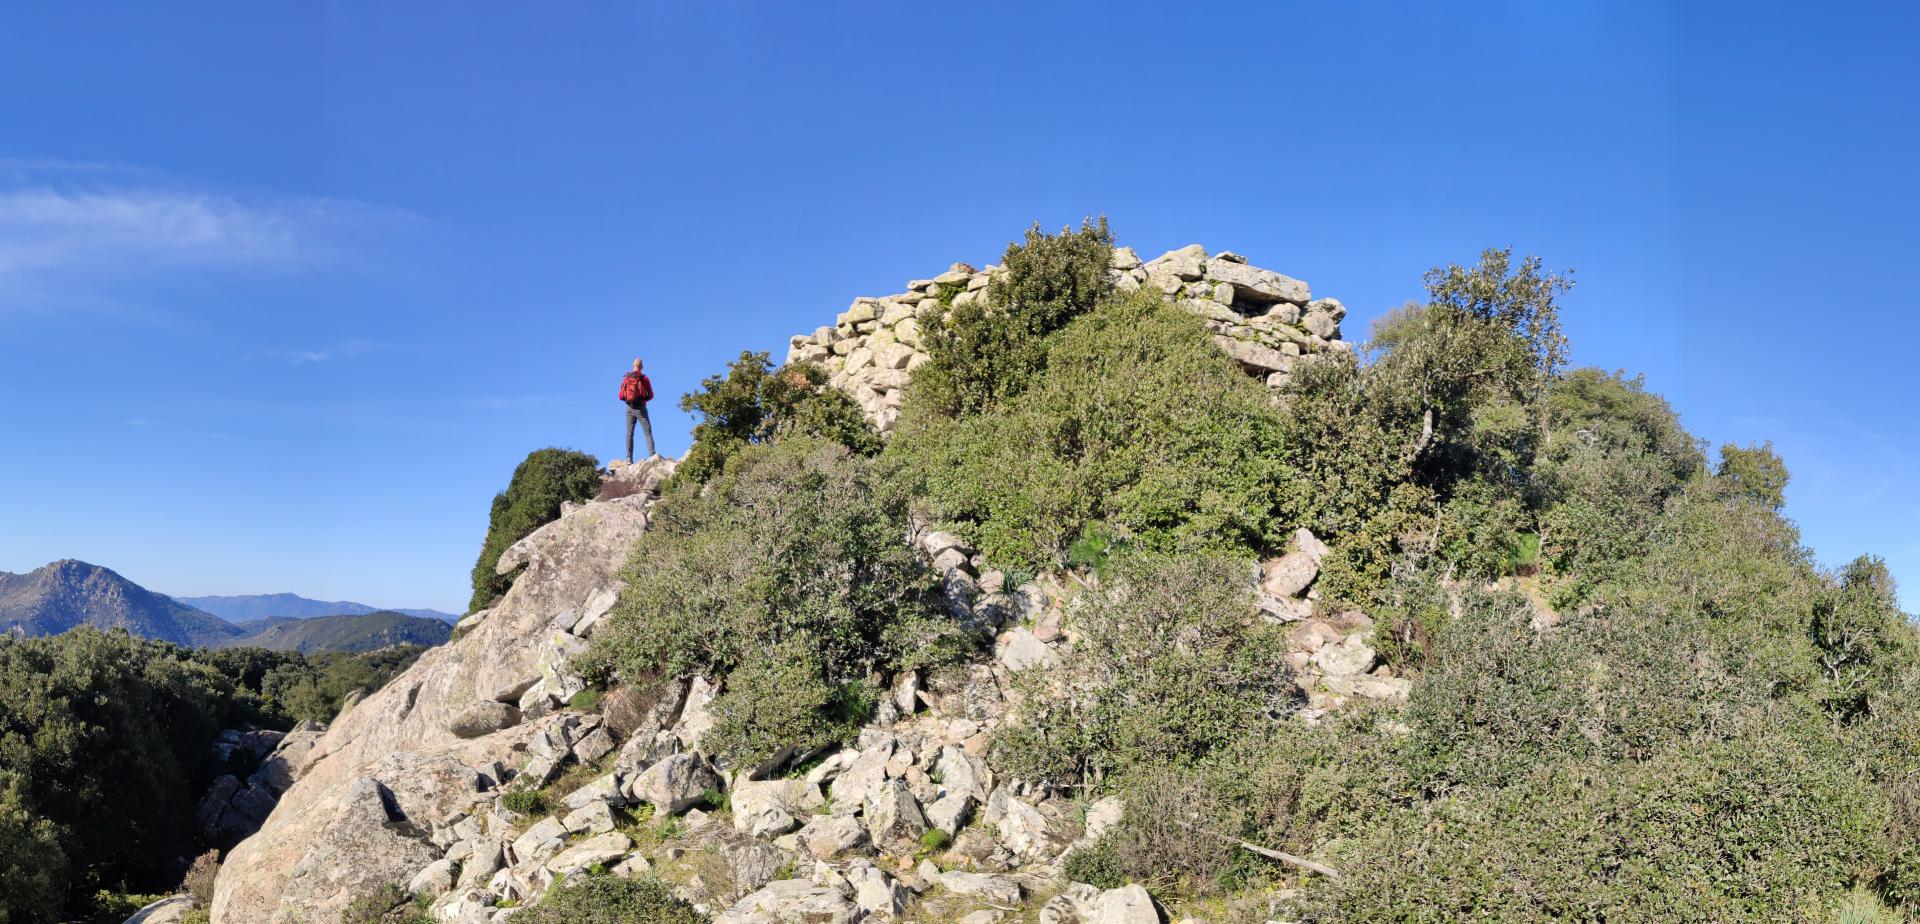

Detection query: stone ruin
(786, 243), (1352, 431)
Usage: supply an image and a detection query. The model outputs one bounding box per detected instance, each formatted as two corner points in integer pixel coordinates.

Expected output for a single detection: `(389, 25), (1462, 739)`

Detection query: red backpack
(618, 372), (653, 403)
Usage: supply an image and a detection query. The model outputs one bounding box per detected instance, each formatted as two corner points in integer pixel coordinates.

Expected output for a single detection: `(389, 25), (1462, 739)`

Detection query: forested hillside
(0, 631), (426, 923)
(227, 612), (452, 653)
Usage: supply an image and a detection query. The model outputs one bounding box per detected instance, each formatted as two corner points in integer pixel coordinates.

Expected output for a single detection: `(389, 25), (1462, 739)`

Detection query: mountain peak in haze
(0, 560), (242, 646)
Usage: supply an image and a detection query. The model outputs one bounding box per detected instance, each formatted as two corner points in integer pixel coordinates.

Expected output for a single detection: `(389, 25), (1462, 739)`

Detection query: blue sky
(1, 2), (1914, 613)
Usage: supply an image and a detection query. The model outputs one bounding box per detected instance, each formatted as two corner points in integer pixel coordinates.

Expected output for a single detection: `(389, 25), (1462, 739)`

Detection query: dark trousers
(625, 406), (655, 461)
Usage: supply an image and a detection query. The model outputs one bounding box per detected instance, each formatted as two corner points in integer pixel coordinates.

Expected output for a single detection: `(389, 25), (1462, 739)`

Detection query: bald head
(632, 358), (644, 371)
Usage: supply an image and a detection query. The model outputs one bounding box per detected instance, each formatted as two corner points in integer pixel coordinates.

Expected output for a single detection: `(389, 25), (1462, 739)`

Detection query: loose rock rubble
(786, 245), (1349, 432)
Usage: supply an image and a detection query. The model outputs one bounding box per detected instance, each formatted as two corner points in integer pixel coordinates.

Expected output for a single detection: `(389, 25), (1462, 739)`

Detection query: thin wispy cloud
(0, 161), (416, 313)
(266, 340), (393, 365)
(0, 187), (300, 274)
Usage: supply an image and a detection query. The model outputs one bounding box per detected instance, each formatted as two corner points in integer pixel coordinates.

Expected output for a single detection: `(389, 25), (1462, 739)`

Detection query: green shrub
(1060, 838), (1127, 889)
(676, 352), (878, 484)
(705, 636), (876, 770)
(1430, 479), (1532, 582)
(1063, 522), (1121, 578)
(568, 687), (604, 712)
(1402, 591), (1774, 790)
(1365, 564), (1455, 671)
(580, 437), (968, 769)
(1084, 722), (1384, 898)
(1278, 250), (1572, 608)
(1812, 555), (1912, 720)
(1532, 369), (1702, 606)
(1273, 353), (1418, 554)
(992, 552), (1293, 788)
(1311, 738), (1890, 923)
(1541, 368), (1702, 482)
(912, 218), (1113, 416)
(1843, 664), (1920, 910)
(890, 289), (1291, 573)
(918, 828), (952, 852)
(469, 448), (601, 610)
(1715, 440), (1790, 510)
(1597, 482), (1827, 690)
(500, 788), (545, 815)
(512, 874), (706, 924)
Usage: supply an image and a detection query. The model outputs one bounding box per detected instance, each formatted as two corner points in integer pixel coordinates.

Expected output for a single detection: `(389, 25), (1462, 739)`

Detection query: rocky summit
(204, 249), (1390, 924)
(167, 231), (1918, 924)
(788, 245), (1348, 433)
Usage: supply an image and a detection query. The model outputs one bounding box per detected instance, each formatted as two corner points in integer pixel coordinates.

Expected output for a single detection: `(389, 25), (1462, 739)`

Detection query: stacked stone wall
(785, 244), (1351, 431)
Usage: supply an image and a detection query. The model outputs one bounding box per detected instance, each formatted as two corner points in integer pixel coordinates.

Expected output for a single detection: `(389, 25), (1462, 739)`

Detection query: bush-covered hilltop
(574, 220), (1920, 922)
(0, 632), (425, 924)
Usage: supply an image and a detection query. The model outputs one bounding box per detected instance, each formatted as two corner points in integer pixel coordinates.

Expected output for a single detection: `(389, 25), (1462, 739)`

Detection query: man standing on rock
(619, 357), (656, 462)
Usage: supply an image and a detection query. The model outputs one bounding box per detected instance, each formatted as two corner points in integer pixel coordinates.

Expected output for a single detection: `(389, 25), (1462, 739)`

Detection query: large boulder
(864, 779), (929, 852)
(827, 740), (894, 809)
(212, 485), (659, 924)
(627, 752), (717, 815)
(940, 870), (1023, 905)
(271, 778), (442, 923)
(1092, 884), (1160, 924)
(985, 788), (1065, 863)
(1212, 335), (1293, 374)
(933, 745), (994, 802)
(1206, 258), (1310, 305)
(1149, 244), (1208, 281)
(796, 813), (870, 859)
(1313, 635), (1378, 677)
(196, 720), (330, 843)
(448, 701), (521, 739)
(1042, 884), (1164, 924)
(995, 627), (1055, 671)
(546, 832), (633, 877)
(406, 858), (456, 898)
(1301, 298), (1346, 339)
(732, 776), (825, 839)
(847, 861), (910, 919)
(719, 879), (862, 924)
(1292, 527), (1330, 564)
(1262, 551), (1319, 598)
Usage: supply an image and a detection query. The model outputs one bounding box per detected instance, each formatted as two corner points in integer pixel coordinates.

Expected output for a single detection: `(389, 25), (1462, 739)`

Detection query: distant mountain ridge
(226, 611), (451, 653)
(177, 592), (458, 624)
(0, 560), (242, 646)
(0, 560), (454, 653)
